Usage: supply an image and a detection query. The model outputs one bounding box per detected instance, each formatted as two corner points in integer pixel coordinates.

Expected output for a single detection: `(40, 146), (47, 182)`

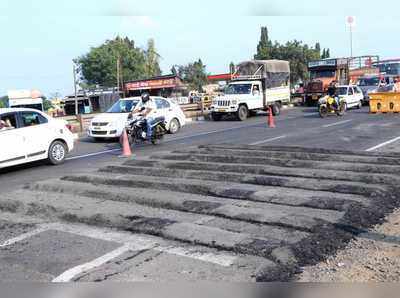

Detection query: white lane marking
(0, 226), (48, 247)
(52, 244), (132, 282)
(249, 135), (286, 146)
(158, 246), (236, 267)
(66, 148), (121, 161)
(50, 222), (237, 267)
(1, 222), (237, 281)
(303, 112), (319, 117)
(322, 119), (353, 128)
(165, 122), (266, 143)
(365, 136), (400, 152)
(0, 222), (237, 281)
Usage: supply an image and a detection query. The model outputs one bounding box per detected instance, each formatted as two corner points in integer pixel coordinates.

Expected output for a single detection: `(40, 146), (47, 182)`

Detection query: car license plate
(93, 127), (101, 131)
(312, 95), (318, 100)
(218, 109), (227, 112)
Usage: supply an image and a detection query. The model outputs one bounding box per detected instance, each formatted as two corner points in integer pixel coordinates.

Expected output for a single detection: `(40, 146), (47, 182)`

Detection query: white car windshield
(358, 77), (380, 86)
(337, 87), (348, 95)
(225, 84), (252, 95)
(107, 99), (139, 113)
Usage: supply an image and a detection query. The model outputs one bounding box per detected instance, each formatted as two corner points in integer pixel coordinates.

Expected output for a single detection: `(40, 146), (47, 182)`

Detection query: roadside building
(124, 74), (187, 98)
(63, 87), (121, 115)
(7, 89), (44, 111)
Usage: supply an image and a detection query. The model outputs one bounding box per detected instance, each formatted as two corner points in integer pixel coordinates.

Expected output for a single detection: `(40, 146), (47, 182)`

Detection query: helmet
(141, 92), (150, 103)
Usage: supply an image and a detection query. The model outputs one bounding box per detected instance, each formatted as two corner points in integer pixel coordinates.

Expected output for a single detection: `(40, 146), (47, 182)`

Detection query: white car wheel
(48, 141), (67, 165)
(169, 118), (181, 134)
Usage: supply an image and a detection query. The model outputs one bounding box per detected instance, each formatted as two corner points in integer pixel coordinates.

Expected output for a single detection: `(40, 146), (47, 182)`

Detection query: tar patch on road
(0, 230), (119, 281)
(2, 144), (400, 281)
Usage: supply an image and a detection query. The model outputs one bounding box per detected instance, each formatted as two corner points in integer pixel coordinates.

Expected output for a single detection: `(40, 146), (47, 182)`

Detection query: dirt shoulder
(297, 140), (400, 282)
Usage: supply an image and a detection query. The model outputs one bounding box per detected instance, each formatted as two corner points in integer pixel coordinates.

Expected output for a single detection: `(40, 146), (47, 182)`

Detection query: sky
(1, 0), (400, 96)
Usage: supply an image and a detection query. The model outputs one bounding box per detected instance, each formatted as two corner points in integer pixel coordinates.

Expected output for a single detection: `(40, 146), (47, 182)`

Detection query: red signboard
(207, 73), (232, 81)
(125, 78), (178, 91)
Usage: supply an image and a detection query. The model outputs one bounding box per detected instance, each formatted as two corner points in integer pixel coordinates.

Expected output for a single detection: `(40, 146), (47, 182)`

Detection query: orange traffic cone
(120, 129), (132, 158)
(268, 106), (275, 128)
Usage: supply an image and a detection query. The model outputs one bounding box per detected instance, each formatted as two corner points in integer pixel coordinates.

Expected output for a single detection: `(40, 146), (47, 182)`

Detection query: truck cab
(210, 60), (290, 121)
(305, 58), (349, 106)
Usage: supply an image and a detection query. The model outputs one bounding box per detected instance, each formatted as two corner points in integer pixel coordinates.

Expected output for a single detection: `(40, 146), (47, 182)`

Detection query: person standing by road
(394, 77), (400, 92)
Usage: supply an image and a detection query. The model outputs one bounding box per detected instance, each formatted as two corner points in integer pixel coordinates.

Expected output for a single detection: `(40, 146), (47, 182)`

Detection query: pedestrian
(0, 120), (9, 131)
(394, 77), (400, 92)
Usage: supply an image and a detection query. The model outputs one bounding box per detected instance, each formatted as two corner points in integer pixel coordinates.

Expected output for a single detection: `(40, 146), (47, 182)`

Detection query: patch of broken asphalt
(298, 140), (400, 281)
(2, 144), (400, 281)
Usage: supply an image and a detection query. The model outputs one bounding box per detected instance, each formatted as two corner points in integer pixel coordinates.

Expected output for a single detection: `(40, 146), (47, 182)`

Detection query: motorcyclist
(327, 81), (338, 109)
(129, 92), (157, 140)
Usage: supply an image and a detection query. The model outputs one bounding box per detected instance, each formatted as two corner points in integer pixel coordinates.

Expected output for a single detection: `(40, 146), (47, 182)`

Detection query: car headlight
(231, 100), (237, 105)
(212, 100), (217, 105)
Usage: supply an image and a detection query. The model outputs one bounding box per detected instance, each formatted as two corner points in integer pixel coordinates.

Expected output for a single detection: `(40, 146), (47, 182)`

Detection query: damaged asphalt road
(1, 144), (400, 281)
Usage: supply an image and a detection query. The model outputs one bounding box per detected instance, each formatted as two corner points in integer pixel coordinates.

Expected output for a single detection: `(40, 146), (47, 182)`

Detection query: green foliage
(144, 39), (162, 77)
(0, 96), (8, 108)
(321, 48), (331, 59)
(229, 62), (235, 74)
(254, 26), (330, 83)
(177, 59), (208, 92)
(76, 36), (153, 87)
(254, 27), (273, 60)
(43, 99), (54, 111)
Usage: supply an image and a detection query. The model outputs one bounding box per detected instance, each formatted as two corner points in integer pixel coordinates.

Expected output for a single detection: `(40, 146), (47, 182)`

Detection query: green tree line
(254, 27), (330, 84)
(75, 36), (162, 88)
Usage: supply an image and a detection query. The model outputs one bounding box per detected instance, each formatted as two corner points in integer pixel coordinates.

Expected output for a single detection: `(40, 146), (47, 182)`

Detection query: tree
(170, 65), (178, 76)
(229, 62), (235, 74)
(315, 42), (321, 59)
(144, 38), (162, 77)
(177, 59), (208, 92)
(321, 48), (331, 59)
(254, 26), (273, 60)
(43, 99), (54, 111)
(0, 96), (8, 108)
(253, 27), (327, 83)
(76, 36), (148, 87)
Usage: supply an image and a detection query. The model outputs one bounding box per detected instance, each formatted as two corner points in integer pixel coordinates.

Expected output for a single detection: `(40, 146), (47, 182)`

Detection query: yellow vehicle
(318, 95), (346, 118)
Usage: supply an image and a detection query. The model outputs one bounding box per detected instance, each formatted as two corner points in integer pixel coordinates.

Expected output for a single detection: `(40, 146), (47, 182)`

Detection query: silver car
(357, 75), (395, 104)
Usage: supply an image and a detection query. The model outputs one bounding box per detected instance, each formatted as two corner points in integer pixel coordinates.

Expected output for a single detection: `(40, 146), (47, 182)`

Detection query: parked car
(336, 85), (364, 110)
(0, 108), (74, 169)
(88, 96), (186, 140)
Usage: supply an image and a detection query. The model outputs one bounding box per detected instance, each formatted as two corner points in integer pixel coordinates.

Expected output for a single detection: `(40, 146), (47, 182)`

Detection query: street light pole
(350, 25), (353, 58)
(73, 63), (78, 115)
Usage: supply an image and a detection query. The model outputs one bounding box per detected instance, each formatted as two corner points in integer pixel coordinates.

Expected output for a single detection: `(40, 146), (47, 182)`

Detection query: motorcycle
(125, 114), (167, 145)
(318, 95), (346, 118)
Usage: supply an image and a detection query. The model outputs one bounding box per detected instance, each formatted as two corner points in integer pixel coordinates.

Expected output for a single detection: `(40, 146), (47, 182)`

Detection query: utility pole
(117, 56), (120, 92)
(350, 25), (353, 58)
(73, 63), (78, 115)
(346, 16), (355, 58)
(120, 59), (124, 98)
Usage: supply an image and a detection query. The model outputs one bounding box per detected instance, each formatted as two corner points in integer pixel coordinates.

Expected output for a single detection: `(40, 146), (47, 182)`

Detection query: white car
(336, 85), (364, 109)
(88, 96), (186, 140)
(0, 108), (74, 169)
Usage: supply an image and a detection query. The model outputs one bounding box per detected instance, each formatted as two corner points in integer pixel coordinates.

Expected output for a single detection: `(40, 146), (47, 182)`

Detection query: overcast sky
(1, 0), (400, 96)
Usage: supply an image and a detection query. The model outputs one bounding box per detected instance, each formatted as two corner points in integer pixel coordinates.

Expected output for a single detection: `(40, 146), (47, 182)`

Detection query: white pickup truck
(210, 60), (291, 121)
